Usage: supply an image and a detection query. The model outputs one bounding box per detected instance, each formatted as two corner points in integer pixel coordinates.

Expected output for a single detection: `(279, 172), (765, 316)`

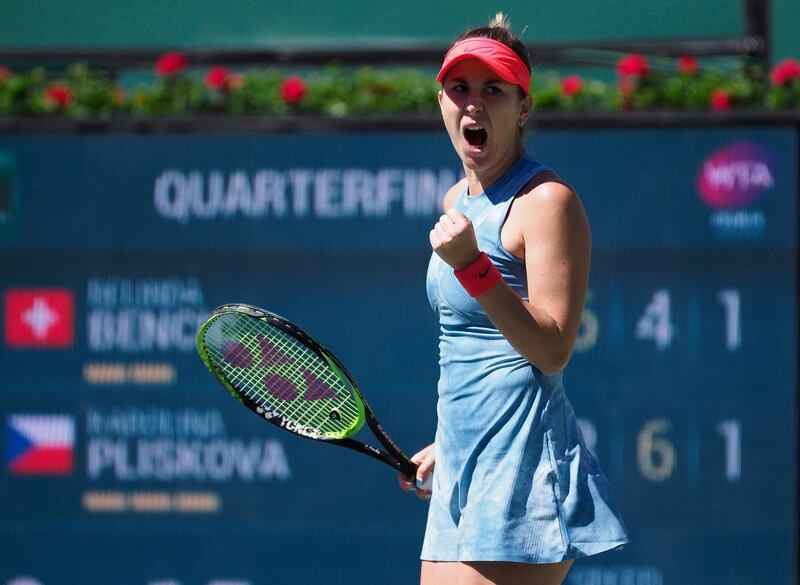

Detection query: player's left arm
(474, 182), (591, 375)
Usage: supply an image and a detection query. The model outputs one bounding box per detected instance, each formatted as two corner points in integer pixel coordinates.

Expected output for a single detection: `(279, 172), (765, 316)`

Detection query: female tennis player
(397, 14), (629, 585)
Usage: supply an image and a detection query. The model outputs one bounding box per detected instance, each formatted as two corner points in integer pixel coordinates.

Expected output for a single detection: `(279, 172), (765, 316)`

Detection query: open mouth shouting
(463, 125), (488, 152)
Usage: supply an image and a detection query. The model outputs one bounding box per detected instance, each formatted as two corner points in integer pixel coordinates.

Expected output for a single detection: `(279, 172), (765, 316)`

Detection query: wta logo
(696, 142), (776, 209)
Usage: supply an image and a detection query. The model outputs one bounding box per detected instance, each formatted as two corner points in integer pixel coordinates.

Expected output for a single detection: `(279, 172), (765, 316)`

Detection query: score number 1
(717, 290), (741, 351)
(635, 288), (741, 351)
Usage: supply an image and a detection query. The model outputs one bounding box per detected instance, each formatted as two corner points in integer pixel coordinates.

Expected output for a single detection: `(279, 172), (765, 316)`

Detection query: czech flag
(5, 414), (74, 475)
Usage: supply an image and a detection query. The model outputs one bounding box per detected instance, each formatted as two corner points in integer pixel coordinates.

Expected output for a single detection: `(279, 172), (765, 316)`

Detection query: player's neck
(464, 145), (524, 196)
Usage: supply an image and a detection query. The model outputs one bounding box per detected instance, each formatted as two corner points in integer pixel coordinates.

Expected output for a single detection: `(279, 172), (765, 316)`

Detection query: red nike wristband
(454, 252), (502, 297)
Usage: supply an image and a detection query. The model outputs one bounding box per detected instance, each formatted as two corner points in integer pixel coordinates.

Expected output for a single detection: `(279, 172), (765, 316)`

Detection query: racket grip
(399, 457), (418, 479)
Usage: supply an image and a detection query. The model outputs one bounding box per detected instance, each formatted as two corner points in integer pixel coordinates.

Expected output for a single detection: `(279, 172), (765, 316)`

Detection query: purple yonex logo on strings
(221, 335), (339, 401)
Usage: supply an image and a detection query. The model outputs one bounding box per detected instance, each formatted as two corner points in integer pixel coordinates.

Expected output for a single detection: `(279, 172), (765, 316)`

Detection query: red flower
(0, 66), (10, 82)
(205, 66), (229, 90)
(155, 52), (189, 77)
(677, 56), (700, 75)
(561, 75), (583, 97)
(280, 76), (307, 104)
(44, 84), (72, 108)
(710, 88), (731, 112)
(616, 54), (649, 78)
(771, 58), (800, 86)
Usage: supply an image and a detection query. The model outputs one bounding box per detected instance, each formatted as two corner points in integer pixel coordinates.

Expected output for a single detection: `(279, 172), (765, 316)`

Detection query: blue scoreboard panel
(0, 128), (796, 585)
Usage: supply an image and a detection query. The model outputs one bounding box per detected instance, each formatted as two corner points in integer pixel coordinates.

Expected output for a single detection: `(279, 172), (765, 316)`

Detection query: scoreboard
(0, 127), (796, 585)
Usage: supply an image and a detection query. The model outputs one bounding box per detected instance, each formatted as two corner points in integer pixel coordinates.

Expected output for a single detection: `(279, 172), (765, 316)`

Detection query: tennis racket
(196, 303), (419, 480)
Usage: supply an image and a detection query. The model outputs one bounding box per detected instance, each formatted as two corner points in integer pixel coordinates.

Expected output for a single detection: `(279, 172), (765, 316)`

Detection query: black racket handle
(398, 456), (419, 479)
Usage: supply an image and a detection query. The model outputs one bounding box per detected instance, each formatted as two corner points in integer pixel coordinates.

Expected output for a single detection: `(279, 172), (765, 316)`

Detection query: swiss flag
(4, 289), (74, 348)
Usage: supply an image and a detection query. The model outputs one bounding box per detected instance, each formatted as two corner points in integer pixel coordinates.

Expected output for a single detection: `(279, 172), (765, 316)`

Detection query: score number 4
(635, 289), (741, 351)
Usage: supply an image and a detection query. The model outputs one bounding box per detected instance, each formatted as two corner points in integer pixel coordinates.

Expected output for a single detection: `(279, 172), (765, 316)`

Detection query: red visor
(437, 38), (531, 94)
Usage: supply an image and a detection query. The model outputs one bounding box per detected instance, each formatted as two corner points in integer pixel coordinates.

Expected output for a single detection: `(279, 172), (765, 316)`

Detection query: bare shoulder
(513, 181), (590, 235)
(442, 178), (468, 212)
(518, 180), (582, 213)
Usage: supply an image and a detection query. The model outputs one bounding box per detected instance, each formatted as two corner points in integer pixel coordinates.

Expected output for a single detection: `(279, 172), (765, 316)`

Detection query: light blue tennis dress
(421, 152), (629, 563)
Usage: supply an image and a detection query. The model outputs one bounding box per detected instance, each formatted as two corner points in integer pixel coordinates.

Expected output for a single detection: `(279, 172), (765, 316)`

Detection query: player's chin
(460, 139), (495, 167)
(461, 150), (492, 171)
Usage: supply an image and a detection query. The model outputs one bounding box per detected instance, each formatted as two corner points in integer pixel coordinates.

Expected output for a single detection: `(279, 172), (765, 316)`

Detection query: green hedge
(1, 53), (799, 117)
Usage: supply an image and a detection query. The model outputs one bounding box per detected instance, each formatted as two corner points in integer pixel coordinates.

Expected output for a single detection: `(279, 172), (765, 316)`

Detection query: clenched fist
(429, 208), (481, 270)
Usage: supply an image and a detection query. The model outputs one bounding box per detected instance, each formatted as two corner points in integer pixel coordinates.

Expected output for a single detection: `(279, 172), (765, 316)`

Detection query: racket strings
(212, 326), (346, 408)
(209, 329), (358, 432)
(252, 329), (361, 427)
(203, 315), (361, 436)
(244, 330), (362, 432)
